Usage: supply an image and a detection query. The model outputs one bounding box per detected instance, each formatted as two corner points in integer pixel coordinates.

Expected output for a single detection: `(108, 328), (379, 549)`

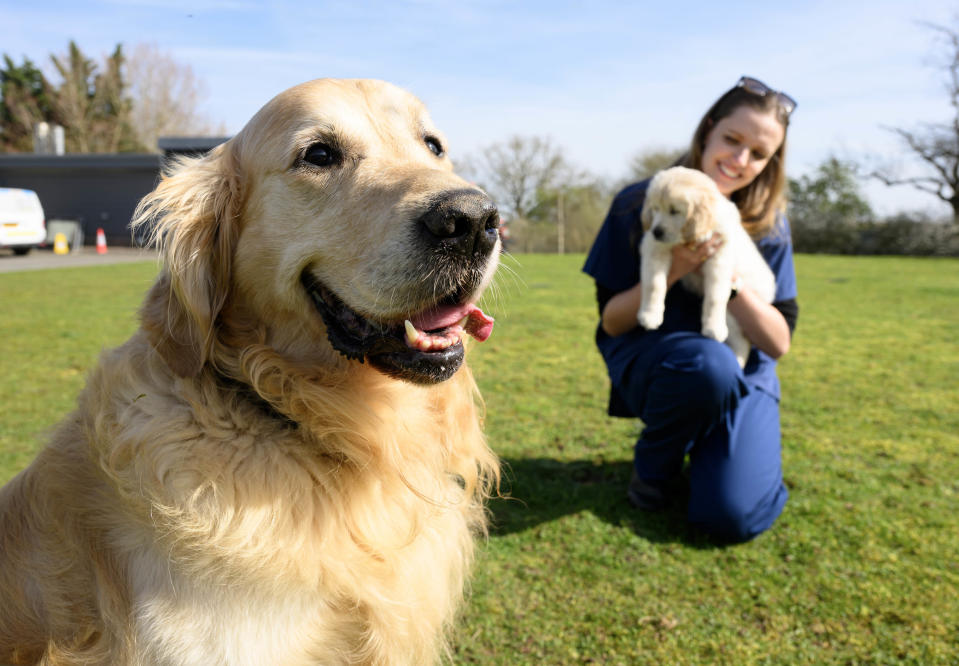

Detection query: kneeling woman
(583, 77), (799, 542)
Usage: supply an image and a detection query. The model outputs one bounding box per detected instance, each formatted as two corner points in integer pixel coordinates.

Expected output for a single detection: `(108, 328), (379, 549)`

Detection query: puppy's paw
(702, 320), (728, 342)
(637, 308), (663, 330)
(727, 337), (750, 368)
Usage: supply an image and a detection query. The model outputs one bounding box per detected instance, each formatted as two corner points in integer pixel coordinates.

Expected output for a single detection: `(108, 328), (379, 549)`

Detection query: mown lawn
(1, 254), (957, 664)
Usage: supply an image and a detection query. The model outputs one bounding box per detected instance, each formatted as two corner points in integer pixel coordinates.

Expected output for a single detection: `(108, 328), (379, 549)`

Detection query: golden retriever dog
(0, 78), (501, 665)
(638, 166), (775, 367)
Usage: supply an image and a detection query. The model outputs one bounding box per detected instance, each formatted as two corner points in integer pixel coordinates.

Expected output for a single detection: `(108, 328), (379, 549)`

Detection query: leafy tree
(50, 41), (142, 152)
(789, 157), (874, 253)
(0, 56), (59, 152)
(872, 21), (959, 223)
(2, 41), (147, 153)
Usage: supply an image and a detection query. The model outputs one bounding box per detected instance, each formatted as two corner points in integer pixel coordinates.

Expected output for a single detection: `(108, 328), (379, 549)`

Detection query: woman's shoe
(626, 470), (672, 511)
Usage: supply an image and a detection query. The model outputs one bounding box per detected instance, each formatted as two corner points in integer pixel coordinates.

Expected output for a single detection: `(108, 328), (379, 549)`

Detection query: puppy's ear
(134, 144), (242, 377)
(683, 190), (717, 244)
(641, 198), (653, 231)
(642, 173), (663, 231)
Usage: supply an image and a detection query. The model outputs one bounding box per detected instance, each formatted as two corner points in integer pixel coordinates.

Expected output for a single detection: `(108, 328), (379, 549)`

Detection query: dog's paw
(637, 308), (663, 330)
(727, 337), (750, 368)
(702, 321), (728, 342)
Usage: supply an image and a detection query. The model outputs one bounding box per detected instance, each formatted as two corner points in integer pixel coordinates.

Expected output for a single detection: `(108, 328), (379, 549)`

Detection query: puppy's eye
(303, 142), (340, 168)
(669, 206), (679, 216)
(424, 135), (444, 157)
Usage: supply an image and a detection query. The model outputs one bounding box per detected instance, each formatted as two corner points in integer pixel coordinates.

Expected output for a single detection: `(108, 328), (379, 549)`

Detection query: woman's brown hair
(678, 85), (791, 239)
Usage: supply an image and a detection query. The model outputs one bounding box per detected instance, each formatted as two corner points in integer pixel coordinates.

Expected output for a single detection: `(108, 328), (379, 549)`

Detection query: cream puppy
(637, 166), (775, 366)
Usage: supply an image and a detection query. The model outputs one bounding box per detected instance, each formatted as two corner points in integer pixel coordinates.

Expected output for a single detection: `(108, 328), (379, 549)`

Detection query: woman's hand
(668, 236), (724, 283)
(601, 237), (725, 337)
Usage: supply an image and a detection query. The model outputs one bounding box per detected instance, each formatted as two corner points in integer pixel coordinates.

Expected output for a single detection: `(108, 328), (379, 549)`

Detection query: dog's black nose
(418, 189), (499, 257)
(652, 227), (664, 241)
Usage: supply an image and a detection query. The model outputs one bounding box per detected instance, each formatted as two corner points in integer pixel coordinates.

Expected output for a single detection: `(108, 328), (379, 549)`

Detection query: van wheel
(13, 247), (31, 256)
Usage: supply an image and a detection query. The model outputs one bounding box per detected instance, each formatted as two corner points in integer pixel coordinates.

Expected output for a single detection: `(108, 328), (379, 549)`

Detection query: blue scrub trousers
(619, 331), (788, 542)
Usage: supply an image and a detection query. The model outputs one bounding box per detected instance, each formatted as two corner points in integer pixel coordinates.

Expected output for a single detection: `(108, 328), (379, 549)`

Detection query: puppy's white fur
(637, 166), (775, 366)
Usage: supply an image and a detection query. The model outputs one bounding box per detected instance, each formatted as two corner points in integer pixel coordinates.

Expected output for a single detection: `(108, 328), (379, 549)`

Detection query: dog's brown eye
(304, 142), (339, 168)
(669, 206), (679, 216)
(424, 136), (444, 157)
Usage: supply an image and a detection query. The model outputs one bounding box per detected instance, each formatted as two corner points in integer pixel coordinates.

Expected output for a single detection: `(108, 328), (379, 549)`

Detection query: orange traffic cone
(96, 228), (108, 254)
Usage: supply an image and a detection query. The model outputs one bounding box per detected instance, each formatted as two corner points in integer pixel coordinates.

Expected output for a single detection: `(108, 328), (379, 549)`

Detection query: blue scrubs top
(583, 179), (798, 414)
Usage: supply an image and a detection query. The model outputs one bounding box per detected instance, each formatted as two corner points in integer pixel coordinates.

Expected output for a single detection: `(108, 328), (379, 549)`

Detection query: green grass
(2, 254), (958, 663)
(0, 262), (159, 475)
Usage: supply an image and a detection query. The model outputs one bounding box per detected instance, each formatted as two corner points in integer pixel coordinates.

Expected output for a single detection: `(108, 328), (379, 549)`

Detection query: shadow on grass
(490, 457), (724, 548)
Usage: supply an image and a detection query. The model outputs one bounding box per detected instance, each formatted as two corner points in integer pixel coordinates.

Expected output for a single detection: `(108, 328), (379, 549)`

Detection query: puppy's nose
(652, 226), (665, 241)
(418, 189), (499, 257)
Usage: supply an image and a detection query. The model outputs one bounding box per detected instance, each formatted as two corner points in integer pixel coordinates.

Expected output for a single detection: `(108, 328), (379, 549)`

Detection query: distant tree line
(461, 136), (957, 257)
(789, 158), (959, 256)
(1, 40), (220, 154)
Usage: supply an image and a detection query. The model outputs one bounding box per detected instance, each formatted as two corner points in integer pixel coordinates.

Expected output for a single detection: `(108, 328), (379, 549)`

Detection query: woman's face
(700, 105), (785, 197)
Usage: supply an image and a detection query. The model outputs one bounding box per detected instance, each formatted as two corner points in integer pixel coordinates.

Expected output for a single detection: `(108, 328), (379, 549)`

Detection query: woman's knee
(620, 334), (746, 427)
(689, 483), (788, 543)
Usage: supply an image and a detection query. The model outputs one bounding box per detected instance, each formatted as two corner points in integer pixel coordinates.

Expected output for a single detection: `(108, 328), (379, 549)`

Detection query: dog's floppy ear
(641, 172), (663, 231)
(134, 144), (242, 377)
(641, 197), (653, 231)
(682, 188), (718, 244)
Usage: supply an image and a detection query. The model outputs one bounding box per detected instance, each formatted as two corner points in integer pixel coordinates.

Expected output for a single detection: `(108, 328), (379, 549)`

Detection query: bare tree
(127, 43), (221, 152)
(466, 135), (570, 220)
(527, 180), (612, 253)
(627, 146), (685, 182)
(873, 21), (959, 222)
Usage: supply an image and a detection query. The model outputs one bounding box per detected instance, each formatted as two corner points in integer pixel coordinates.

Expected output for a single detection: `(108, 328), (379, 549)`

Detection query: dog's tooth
(404, 320), (419, 346)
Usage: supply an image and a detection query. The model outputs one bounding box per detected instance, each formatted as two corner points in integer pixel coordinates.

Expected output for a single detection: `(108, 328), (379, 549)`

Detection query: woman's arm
(601, 236), (793, 359)
(727, 287), (791, 359)
(600, 282), (646, 336)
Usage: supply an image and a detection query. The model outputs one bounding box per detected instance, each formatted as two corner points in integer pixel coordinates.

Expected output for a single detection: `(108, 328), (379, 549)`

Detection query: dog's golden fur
(0, 79), (500, 665)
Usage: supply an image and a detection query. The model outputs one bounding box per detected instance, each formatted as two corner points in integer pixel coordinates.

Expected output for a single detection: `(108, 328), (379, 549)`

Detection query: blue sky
(3, 0), (957, 216)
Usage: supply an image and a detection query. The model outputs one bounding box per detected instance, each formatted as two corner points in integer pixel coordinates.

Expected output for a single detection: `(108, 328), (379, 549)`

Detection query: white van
(0, 188), (47, 255)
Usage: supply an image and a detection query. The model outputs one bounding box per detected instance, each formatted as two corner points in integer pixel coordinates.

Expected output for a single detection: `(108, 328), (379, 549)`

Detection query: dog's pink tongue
(410, 304), (494, 342)
(463, 305), (494, 342)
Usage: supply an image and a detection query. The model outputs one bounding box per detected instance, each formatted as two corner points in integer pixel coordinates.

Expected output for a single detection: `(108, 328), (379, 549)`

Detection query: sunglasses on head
(736, 76), (797, 116)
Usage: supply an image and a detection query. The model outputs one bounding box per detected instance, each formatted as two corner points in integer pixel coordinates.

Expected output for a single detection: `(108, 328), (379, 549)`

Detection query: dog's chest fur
(130, 571), (329, 665)
(6, 334), (483, 664)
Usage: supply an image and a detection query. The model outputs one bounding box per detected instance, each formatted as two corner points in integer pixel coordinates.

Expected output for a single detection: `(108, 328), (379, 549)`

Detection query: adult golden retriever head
(641, 166), (721, 246)
(135, 78), (500, 385)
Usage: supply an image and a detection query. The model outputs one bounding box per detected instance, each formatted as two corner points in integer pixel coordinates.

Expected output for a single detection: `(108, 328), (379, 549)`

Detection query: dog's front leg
(637, 237), (671, 331)
(699, 255), (731, 342)
(724, 315), (750, 367)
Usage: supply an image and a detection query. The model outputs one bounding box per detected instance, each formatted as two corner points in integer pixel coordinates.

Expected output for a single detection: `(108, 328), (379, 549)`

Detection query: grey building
(0, 137), (228, 247)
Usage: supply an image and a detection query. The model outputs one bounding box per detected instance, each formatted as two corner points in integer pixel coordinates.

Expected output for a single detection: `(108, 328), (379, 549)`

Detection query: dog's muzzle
(303, 189), (500, 384)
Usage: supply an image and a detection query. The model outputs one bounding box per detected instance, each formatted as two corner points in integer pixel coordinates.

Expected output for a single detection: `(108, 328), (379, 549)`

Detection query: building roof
(0, 153), (162, 169)
(157, 137), (231, 153)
